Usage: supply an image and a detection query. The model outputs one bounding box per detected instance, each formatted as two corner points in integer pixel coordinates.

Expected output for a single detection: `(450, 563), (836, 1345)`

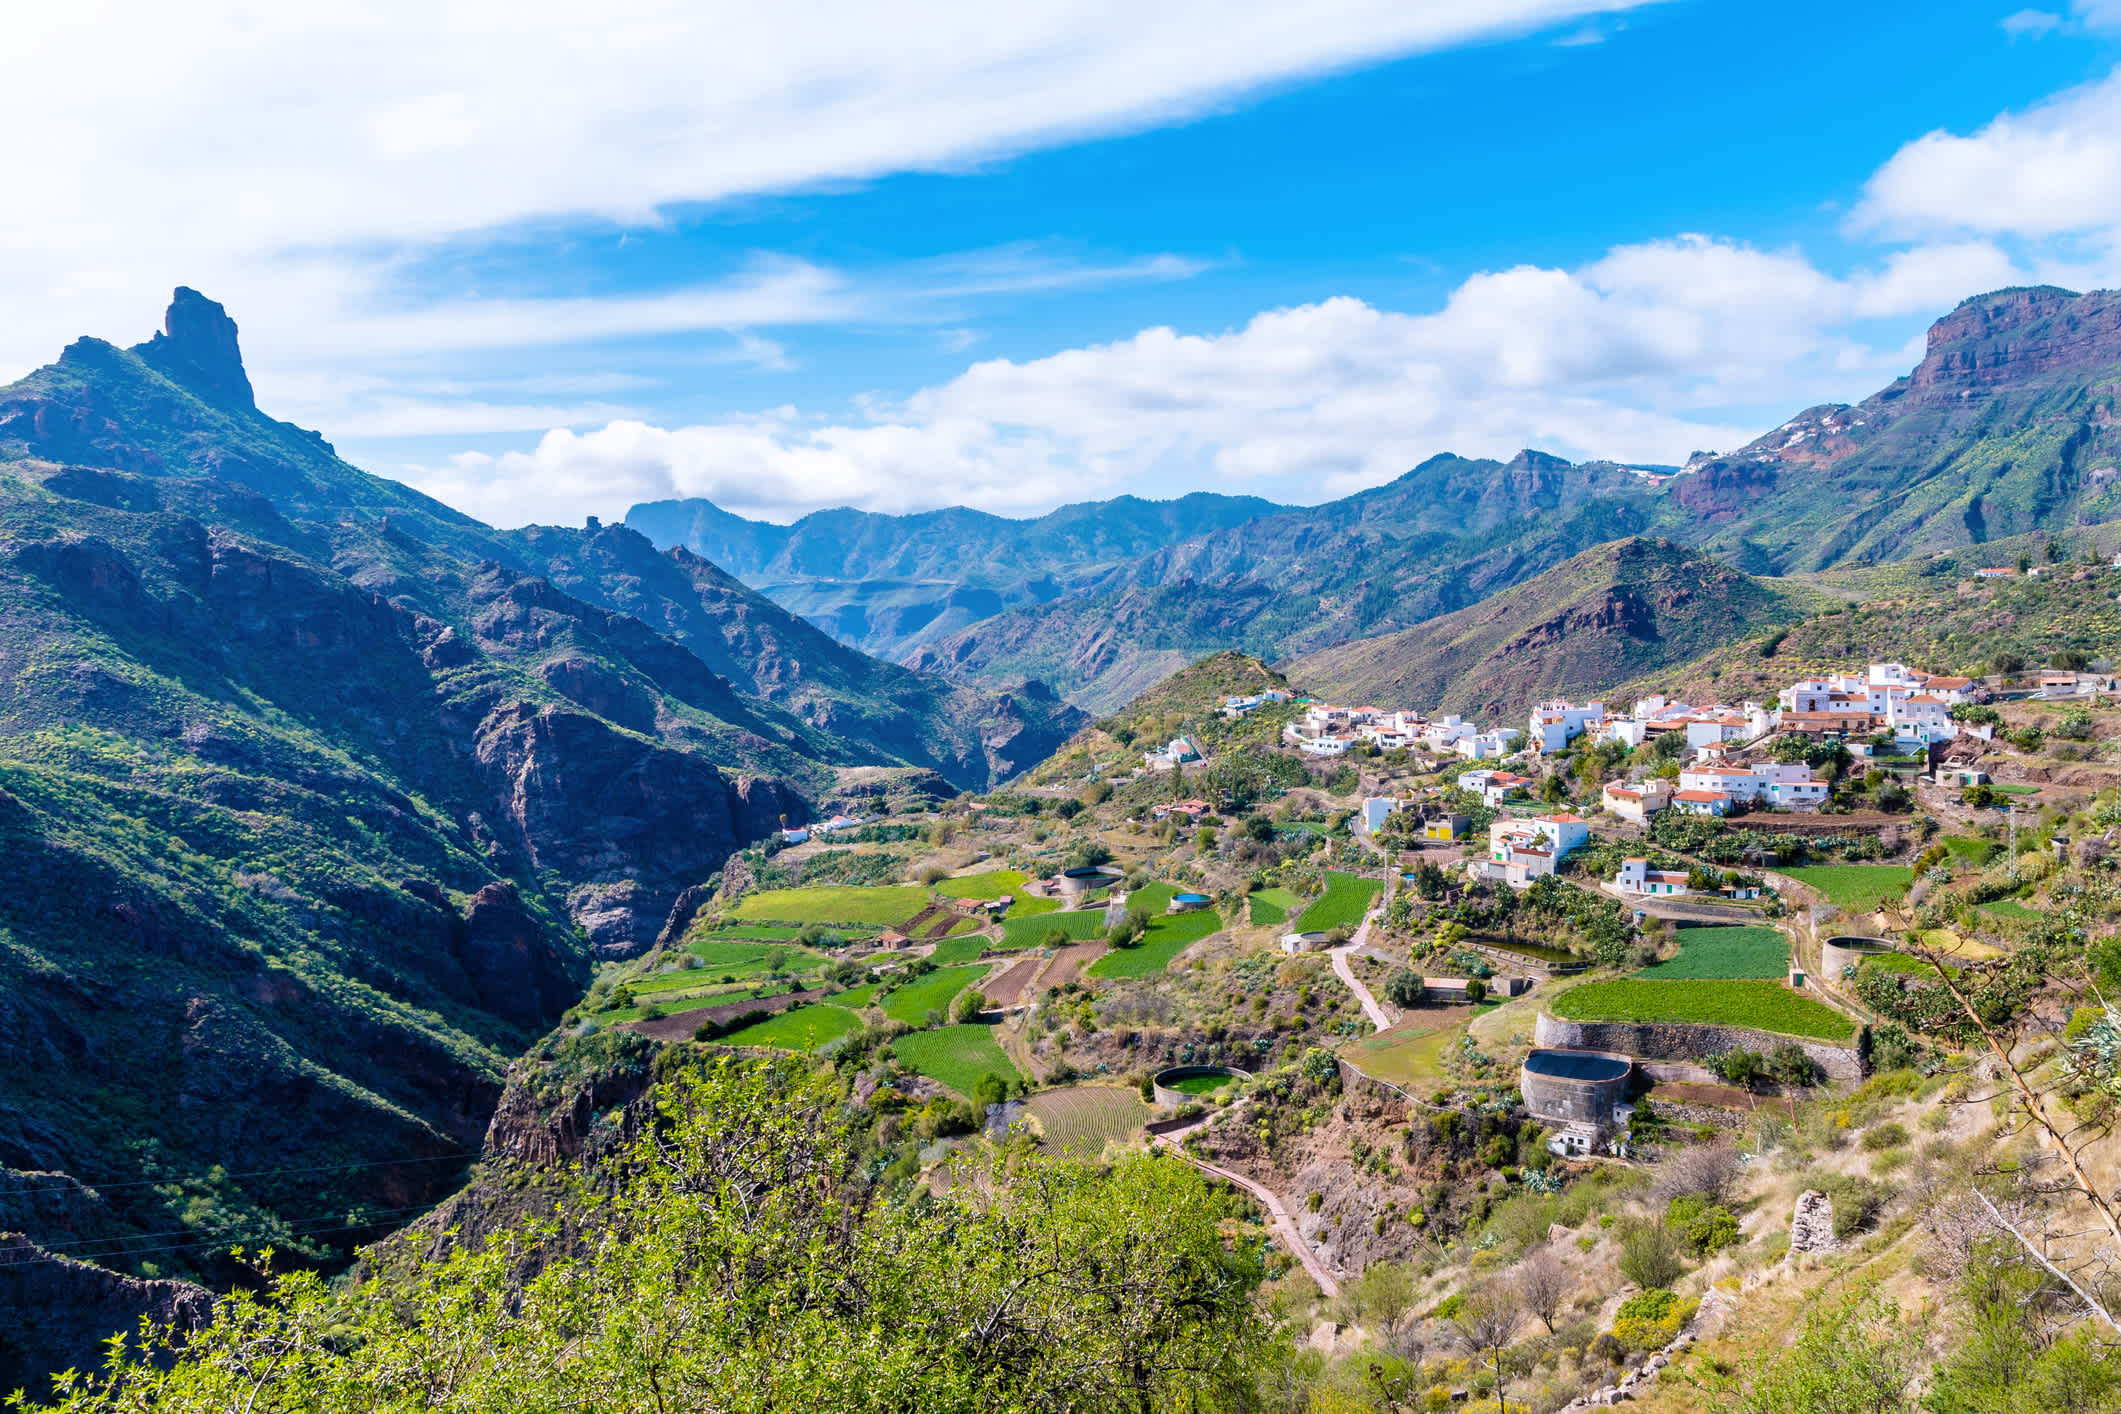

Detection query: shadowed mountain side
(1285, 539), (1812, 719)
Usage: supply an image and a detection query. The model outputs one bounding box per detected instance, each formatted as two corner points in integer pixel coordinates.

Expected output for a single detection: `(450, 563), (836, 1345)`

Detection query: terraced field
(1779, 866), (1913, 912)
(1551, 979), (1855, 1042)
(1024, 1086), (1151, 1154)
(893, 1025), (1020, 1098)
(718, 1003), (861, 1051)
(1086, 909), (1222, 980)
(1248, 887), (1301, 925)
(935, 870), (1027, 900)
(729, 884), (930, 927)
(999, 908), (1106, 950)
(666, 939), (829, 985)
(1293, 871), (1382, 932)
(881, 964), (986, 1024)
(1637, 926), (1788, 980)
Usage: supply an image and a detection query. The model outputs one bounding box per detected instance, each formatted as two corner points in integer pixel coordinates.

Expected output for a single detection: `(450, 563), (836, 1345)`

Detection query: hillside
(1288, 538), (1814, 718)
(0, 290), (1078, 1351)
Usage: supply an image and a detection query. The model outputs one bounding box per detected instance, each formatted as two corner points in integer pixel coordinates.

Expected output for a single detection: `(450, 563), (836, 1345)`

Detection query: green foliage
(1552, 979), (1855, 1041)
(1611, 1287), (1685, 1349)
(1383, 968), (1425, 1007)
(882, 965), (985, 1025)
(1666, 1196), (1740, 1257)
(716, 1003), (862, 1052)
(1617, 1223), (1684, 1290)
(729, 884), (931, 927)
(998, 908), (1105, 950)
(1085, 908), (1223, 980)
(1707, 1283), (1922, 1414)
(18, 1061), (1270, 1412)
(1779, 866), (1914, 912)
(1247, 886), (1299, 925)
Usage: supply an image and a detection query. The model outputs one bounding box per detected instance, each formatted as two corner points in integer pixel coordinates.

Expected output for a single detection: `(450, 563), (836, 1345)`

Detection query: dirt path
(1152, 1119), (1341, 1299)
(1331, 903), (1393, 1031)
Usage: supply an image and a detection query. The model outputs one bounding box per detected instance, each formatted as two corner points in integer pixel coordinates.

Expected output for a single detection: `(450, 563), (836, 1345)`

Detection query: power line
(0, 1204), (449, 1271)
(6, 1202), (446, 1261)
(0, 1151), (477, 1198)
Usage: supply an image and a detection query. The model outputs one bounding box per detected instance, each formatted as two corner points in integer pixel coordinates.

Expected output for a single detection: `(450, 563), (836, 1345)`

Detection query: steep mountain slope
(1286, 537), (1813, 718)
(0, 290), (1078, 1335)
(1686, 285), (2121, 572)
(624, 490), (1285, 661)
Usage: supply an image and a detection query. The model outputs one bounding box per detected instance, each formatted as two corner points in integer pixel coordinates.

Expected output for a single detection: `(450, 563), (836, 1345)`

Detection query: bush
(1610, 1288), (1685, 1350)
(1767, 1044), (1825, 1089)
(1465, 978), (1488, 1004)
(1666, 1196), (1741, 1256)
(1618, 1224), (1684, 1290)
(1859, 1121), (1908, 1151)
(1383, 968), (1424, 1007)
(1710, 1048), (1766, 1089)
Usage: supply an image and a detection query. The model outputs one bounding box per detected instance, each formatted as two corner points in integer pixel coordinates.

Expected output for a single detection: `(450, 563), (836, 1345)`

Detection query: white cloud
(2001, 9), (2064, 36)
(410, 235), (2004, 528)
(0, 0), (1648, 379)
(1855, 68), (2121, 241)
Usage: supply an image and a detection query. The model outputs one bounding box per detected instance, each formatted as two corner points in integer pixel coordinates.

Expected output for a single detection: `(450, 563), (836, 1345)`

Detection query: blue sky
(8, 0), (2121, 524)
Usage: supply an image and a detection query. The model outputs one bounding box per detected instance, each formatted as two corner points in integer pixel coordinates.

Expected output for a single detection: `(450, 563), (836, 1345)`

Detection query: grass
(1341, 1009), (1484, 1090)
(1637, 926), (1789, 980)
(927, 935), (992, 965)
(1086, 909), (1222, 980)
(1166, 1072), (1237, 1095)
(1779, 865), (1914, 912)
(692, 925), (804, 941)
(934, 870), (1027, 900)
(1008, 893), (1061, 917)
(729, 884), (930, 927)
(1294, 871), (1383, 933)
(718, 1003), (861, 1052)
(881, 964), (987, 1024)
(998, 908), (1106, 950)
(1977, 898), (2042, 921)
(1939, 836), (1997, 867)
(1858, 951), (1960, 980)
(1023, 1086), (1150, 1154)
(1991, 783), (2042, 796)
(831, 982), (878, 1008)
(1126, 881), (1179, 914)
(1248, 887), (1300, 926)
(892, 1024), (1021, 1098)
(1551, 979), (1855, 1042)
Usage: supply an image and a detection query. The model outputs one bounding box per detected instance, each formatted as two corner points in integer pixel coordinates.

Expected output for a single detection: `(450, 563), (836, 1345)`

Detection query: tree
(1710, 1048), (1766, 1090)
(1382, 968), (1425, 1007)
(1464, 977), (1488, 1004)
(1414, 860), (1446, 900)
(1453, 1283), (1525, 1414)
(1949, 703), (2001, 726)
(1515, 1245), (1569, 1334)
(1991, 651), (2026, 677)
(1619, 1222), (1684, 1290)
(1054, 798), (1084, 820)
(952, 988), (988, 1023)
(31, 1059), (1277, 1412)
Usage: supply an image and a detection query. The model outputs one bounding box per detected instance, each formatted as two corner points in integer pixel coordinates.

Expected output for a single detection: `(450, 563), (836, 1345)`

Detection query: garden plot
(729, 884), (930, 927)
(1293, 871), (1382, 932)
(1778, 866), (1913, 912)
(893, 1025), (1020, 1097)
(1086, 909), (1222, 980)
(1023, 1086), (1151, 1154)
(1637, 926), (1788, 980)
(1551, 978), (1854, 1042)
(881, 964), (987, 1024)
(999, 908), (1106, 950)
(717, 1003), (861, 1052)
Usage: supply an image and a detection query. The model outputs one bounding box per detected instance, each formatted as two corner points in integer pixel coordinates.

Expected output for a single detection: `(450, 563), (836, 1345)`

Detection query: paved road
(1331, 928), (1391, 1032)
(1153, 1121), (1342, 1298)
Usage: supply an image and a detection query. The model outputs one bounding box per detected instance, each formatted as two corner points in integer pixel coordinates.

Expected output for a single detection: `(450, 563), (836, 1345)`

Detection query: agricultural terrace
(999, 908), (1106, 950)
(1550, 979), (1855, 1042)
(1777, 865), (1913, 912)
(1636, 926), (1789, 980)
(892, 1024), (1021, 1098)
(938, 870), (1059, 916)
(1023, 1086), (1151, 1155)
(1125, 881), (1179, 914)
(927, 936), (990, 965)
(718, 1003), (861, 1051)
(881, 965), (987, 1025)
(1247, 887), (1300, 925)
(1293, 871), (1382, 933)
(729, 884), (931, 927)
(1086, 909), (1223, 980)
(669, 938), (830, 984)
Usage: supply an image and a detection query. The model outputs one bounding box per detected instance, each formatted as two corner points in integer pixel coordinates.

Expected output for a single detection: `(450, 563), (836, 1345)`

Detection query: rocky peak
(137, 287), (255, 409)
(1907, 284), (2121, 403)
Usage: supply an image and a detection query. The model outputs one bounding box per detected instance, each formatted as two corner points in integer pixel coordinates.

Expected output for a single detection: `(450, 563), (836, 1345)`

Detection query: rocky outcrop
(1908, 286), (2121, 403)
(1789, 1189), (1838, 1255)
(138, 286), (255, 409)
(473, 702), (804, 955)
(457, 883), (581, 1029)
(0, 1234), (211, 1397)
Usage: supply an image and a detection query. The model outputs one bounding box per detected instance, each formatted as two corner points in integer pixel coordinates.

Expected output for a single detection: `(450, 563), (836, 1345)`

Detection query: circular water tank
(1519, 1048), (1632, 1126)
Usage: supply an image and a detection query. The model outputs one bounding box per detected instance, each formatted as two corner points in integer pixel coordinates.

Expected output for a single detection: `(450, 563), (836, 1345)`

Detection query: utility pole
(2007, 804), (2018, 880)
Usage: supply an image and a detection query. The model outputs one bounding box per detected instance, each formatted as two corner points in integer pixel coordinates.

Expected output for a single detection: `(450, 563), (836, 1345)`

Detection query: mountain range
(0, 289), (1081, 1344)
(630, 285), (2121, 712)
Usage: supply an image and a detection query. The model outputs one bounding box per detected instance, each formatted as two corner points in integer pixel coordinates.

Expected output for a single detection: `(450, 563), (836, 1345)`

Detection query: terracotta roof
(1672, 789), (1730, 803)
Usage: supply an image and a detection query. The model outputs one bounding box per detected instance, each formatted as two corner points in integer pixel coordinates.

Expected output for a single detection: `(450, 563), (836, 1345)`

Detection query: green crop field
(692, 925), (805, 941)
(831, 982), (878, 1008)
(1294, 871), (1382, 932)
(999, 908), (1106, 950)
(926, 936), (992, 965)
(1086, 909), (1222, 980)
(1991, 783), (2041, 797)
(729, 884), (930, 927)
(1637, 926), (1789, 980)
(1779, 865), (1914, 912)
(934, 870), (1027, 900)
(653, 940), (827, 989)
(598, 982), (763, 1022)
(882, 964), (987, 1024)
(1125, 882), (1179, 914)
(717, 1003), (861, 1051)
(892, 1024), (1021, 1098)
(1248, 887), (1300, 925)
(1551, 979), (1854, 1041)
(1977, 898), (2042, 921)
(1023, 1086), (1150, 1154)
(1166, 1072), (1237, 1095)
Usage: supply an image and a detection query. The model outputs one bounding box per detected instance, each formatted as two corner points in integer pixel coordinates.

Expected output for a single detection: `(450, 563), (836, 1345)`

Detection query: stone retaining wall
(1534, 1013), (1862, 1081)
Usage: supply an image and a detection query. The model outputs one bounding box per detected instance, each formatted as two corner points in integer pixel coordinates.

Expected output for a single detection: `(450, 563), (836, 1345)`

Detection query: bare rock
(1790, 1188), (1839, 1255)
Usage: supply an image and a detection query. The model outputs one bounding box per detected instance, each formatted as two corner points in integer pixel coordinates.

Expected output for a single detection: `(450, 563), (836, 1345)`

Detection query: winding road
(1152, 1117), (1343, 1298)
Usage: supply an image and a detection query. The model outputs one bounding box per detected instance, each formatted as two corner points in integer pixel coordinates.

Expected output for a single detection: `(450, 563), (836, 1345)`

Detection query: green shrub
(1618, 1223), (1684, 1290)
(1610, 1288), (1686, 1350)
(1859, 1121), (1909, 1152)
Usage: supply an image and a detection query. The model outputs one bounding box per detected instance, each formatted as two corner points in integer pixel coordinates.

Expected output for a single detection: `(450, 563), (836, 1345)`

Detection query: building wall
(1518, 1056), (1630, 1126)
(1533, 1013), (1862, 1081)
